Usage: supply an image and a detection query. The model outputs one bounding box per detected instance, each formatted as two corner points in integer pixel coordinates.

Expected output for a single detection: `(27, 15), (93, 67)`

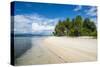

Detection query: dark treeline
(53, 15), (97, 37)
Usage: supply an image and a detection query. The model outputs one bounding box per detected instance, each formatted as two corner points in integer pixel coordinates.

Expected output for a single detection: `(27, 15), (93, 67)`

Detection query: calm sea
(14, 36), (49, 59)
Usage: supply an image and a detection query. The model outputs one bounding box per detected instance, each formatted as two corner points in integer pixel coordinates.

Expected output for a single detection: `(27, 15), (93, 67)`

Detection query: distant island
(12, 33), (53, 37)
(53, 15), (97, 38)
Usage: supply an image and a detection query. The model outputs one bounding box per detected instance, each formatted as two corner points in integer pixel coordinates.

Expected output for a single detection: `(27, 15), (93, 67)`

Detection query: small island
(53, 15), (97, 38)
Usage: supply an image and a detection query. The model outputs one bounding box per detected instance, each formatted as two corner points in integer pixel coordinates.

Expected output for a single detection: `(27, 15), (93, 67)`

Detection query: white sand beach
(15, 36), (97, 65)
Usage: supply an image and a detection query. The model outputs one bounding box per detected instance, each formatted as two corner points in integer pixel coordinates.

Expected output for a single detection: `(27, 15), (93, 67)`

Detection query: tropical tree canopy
(53, 15), (97, 37)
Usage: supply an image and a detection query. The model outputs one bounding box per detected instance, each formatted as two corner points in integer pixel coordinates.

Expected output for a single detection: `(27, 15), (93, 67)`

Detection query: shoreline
(15, 36), (97, 65)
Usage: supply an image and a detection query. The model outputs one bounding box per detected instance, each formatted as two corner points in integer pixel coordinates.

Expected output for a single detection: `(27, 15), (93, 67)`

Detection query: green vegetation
(53, 15), (97, 37)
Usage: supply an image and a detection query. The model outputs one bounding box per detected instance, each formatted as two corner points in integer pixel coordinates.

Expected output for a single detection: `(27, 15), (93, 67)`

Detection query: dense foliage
(53, 15), (97, 37)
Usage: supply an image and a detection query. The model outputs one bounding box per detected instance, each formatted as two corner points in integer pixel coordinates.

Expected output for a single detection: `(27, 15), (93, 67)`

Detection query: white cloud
(84, 6), (97, 25)
(32, 23), (55, 35)
(85, 6), (97, 17)
(74, 6), (82, 11)
(14, 15), (32, 34)
(13, 14), (59, 35)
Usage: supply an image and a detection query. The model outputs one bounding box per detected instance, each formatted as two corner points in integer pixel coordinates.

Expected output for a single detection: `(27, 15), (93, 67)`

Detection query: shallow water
(14, 36), (48, 58)
(14, 37), (32, 58)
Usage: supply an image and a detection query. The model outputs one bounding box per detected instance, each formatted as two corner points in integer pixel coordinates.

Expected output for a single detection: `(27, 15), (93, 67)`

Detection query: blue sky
(12, 1), (97, 35)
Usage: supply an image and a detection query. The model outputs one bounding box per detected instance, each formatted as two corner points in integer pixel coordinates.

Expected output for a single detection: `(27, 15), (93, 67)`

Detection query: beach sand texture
(15, 36), (97, 65)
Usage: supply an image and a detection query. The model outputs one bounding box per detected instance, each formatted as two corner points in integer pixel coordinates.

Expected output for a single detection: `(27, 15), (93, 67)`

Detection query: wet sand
(15, 36), (97, 65)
